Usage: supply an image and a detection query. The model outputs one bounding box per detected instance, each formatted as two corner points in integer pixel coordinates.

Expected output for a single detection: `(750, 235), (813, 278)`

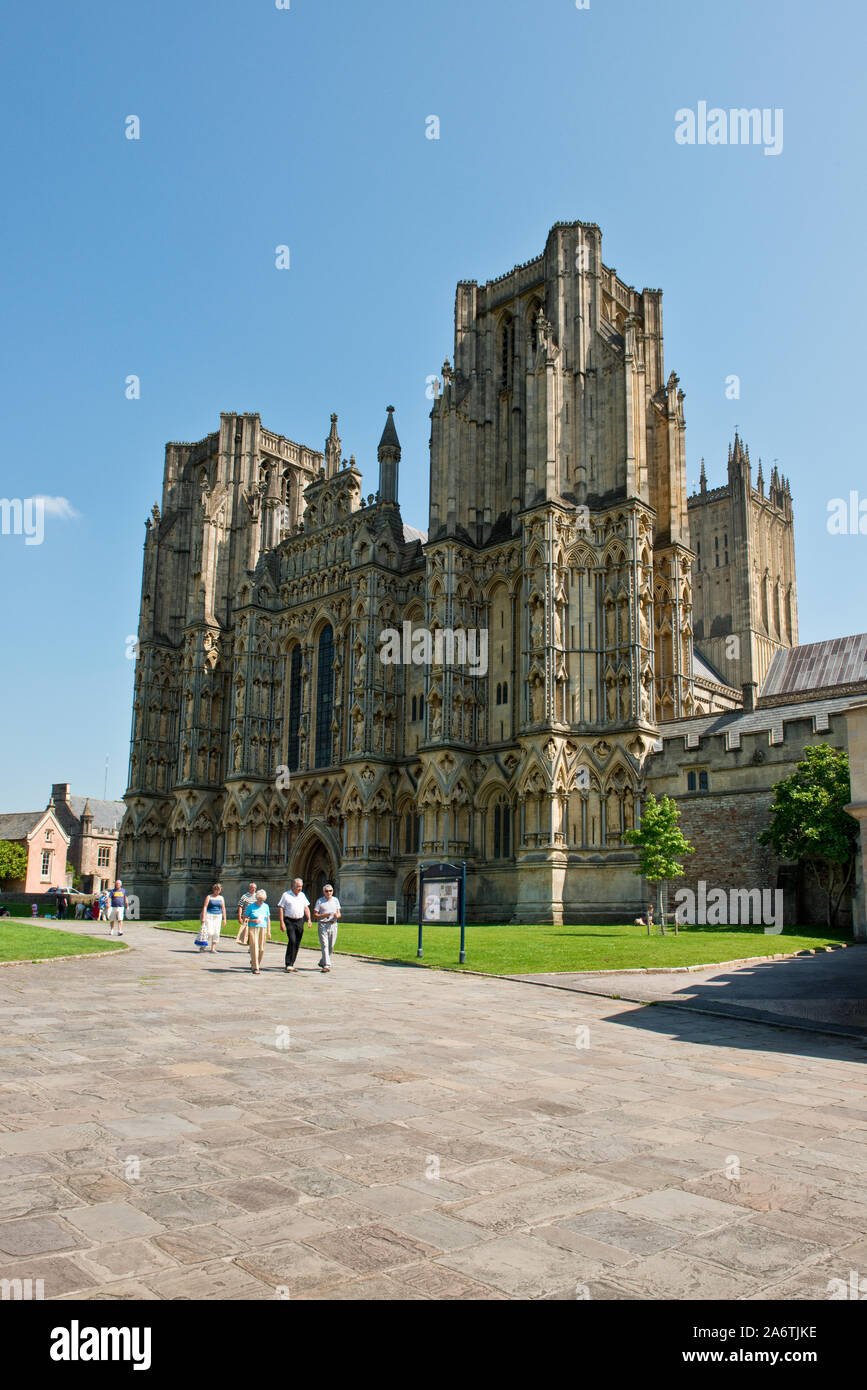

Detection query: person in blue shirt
(107, 881), (128, 937)
(244, 890), (271, 974)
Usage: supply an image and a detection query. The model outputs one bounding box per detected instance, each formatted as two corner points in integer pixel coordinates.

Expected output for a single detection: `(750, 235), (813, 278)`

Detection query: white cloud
(31, 496), (81, 520)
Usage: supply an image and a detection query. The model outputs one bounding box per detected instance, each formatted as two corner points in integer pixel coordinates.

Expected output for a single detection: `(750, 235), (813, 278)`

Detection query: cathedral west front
(121, 221), (800, 923)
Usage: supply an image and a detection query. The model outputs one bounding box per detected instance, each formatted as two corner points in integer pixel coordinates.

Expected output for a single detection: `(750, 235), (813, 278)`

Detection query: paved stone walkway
(0, 922), (866, 1300)
(517, 946), (867, 1038)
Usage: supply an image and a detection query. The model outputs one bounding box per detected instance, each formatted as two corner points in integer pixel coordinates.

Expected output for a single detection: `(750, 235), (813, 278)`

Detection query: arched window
(403, 812), (420, 854)
(314, 625), (335, 768)
(500, 316), (514, 390)
(286, 645), (302, 770)
(496, 683), (502, 706)
(502, 681), (508, 704)
(492, 798), (511, 859)
(411, 695), (417, 722)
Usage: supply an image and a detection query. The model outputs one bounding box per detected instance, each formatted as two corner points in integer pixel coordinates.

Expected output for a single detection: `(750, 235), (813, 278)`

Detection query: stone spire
(756, 457), (764, 495)
(699, 458), (707, 493)
(325, 413), (341, 479)
(377, 406), (401, 504)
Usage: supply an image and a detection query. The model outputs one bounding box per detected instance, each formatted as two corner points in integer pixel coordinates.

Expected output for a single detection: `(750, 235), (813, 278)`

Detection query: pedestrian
(313, 883), (341, 973)
(31, 902), (38, 919)
(244, 889), (271, 974)
(277, 877), (311, 973)
(200, 882), (227, 953)
(236, 882), (257, 947)
(74, 901), (84, 920)
(55, 889), (68, 921)
(107, 880), (129, 937)
(90, 898), (100, 921)
(98, 889), (110, 922)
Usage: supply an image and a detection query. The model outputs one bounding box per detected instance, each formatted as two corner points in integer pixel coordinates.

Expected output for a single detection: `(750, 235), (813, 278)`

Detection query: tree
(625, 793), (694, 922)
(759, 745), (858, 928)
(0, 840), (28, 887)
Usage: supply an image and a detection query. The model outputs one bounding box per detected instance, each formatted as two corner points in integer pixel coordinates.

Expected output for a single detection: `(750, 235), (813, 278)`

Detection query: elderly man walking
(236, 882), (257, 946)
(313, 883), (341, 974)
(278, 878), (311, 973)
(107, 881), (129, 937)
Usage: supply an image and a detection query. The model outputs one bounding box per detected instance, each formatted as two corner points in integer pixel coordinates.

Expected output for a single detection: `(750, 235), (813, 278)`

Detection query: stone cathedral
(121, 222), (798, 922)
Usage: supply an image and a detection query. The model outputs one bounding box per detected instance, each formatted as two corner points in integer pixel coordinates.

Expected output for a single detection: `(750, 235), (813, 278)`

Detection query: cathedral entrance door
(294, 835), (335, 905)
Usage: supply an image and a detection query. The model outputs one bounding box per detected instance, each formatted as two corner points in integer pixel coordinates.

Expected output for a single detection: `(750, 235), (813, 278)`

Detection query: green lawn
(154, 919), (849, 975)
(0, 921), (128, 963)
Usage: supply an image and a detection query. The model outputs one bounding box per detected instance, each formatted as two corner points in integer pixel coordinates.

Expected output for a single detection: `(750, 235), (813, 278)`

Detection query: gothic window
(411, 695), (417, 722)
(696, 540), (701, 571)
(286, 645), (302, 771)
(496, 683), (501, 705)
(687, 769), (709, 793)
(502, 681), (508, 704)
(500, 316), (514, 390)
(493, 799), (512, 859)
(314, 625), (334, 769)
(403, 813), (420, 854)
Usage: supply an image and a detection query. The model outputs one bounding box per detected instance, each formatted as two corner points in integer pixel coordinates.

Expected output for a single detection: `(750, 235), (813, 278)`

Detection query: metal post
(417, 866), (424, 958)
(459, 860), (466, 964)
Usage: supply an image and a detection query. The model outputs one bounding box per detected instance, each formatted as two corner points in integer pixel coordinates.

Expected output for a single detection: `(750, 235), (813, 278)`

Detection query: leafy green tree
(625, 793), (694, 922)
(0, 840), (28, 886)
(759, 745), (857, 927)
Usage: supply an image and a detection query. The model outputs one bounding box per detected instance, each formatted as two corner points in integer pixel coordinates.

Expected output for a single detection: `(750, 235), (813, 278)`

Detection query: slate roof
(58, 797), (125, 833)
(0, 811), (49, 841)
(761, 633), (867, 699)
(693, 647), (736, 690)
(657, 690), (863, 746)
(402, 523), (427, 545)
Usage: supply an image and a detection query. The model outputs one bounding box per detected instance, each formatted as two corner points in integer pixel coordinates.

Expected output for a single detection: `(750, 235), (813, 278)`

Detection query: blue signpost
(418, 860), (467, 963)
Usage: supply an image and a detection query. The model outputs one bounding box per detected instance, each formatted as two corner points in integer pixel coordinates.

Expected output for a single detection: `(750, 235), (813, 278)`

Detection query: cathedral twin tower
(122, 221), (797, 922)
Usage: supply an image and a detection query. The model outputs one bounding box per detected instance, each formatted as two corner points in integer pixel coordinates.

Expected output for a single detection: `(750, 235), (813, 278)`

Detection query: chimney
(51, 783), (71, 805)
(742, 682), (757, 712)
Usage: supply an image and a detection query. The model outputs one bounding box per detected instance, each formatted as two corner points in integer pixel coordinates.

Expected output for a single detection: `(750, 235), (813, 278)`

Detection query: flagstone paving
(0, 922), (865, 1300)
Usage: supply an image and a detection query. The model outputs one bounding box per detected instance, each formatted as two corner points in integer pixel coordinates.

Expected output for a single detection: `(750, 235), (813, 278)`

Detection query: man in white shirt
(313, 883), (341, 973)
(278, 878), (311, 973)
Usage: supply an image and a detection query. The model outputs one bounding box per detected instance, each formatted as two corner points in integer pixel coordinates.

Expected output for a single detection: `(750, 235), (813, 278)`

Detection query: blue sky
(1, 0), (865, 809)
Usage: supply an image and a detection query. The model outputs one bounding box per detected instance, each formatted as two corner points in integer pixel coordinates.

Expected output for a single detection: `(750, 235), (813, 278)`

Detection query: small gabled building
(0, 807), (70, 894)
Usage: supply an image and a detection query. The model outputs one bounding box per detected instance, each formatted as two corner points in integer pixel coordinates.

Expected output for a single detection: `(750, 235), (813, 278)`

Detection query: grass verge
(0, 922), (128, 963)
(153, 919), (849, 975)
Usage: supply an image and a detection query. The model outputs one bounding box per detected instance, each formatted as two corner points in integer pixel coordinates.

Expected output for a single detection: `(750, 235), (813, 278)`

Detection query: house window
(687, 769), (709, 793)
(45, 829), (53, 841)
(97, 846), (111, 867)
(41, 850), (51, 877)
(314, 625), (335, 768)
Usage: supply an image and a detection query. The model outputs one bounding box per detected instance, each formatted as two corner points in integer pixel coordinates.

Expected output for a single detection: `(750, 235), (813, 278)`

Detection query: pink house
(0, 808), (71, 893)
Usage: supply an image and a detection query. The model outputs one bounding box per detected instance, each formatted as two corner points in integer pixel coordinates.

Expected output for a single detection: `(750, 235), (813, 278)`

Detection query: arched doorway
(401, 871), (418, 926)
(292, 827), (338, 906)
